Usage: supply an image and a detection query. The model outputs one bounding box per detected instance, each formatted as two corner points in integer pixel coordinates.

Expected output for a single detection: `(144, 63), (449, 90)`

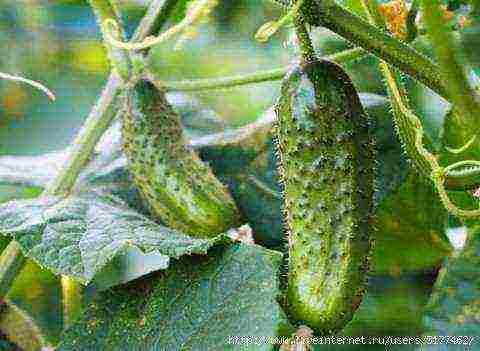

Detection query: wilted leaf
(58, 243), (291, 351)
(0, 192), (230, 285)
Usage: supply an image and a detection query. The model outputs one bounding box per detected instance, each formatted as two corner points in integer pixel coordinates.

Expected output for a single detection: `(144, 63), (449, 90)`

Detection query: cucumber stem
(294, 14), (317, 63)
(0, 242), (26, 300)
(362, 0), (480, 217)
(88, 0), (131, 81)
(147, 47), (367, 91)
(421, 0), (480, 133)
(266, 0), (449, 100)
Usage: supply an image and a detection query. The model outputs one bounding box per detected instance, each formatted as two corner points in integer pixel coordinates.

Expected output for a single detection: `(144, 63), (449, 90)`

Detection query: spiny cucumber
(275, 60), (375, 333)
(122, 79), (240, 237)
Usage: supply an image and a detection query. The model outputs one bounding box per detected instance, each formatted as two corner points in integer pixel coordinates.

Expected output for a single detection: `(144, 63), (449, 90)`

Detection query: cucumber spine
(275, 60), (375, 333)
(122, 79), (240, 237)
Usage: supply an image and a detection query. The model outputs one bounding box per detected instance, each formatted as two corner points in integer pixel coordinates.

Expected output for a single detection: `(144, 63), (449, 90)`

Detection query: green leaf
(439, 106), (480, 166)
(58, 243), (290, 351)
(167, 92), (227, 139)
(421, 225), (480, 347)
(0, 192), (231, 285)
(373, 173), (452, 275)
(198, 108), (282, 247)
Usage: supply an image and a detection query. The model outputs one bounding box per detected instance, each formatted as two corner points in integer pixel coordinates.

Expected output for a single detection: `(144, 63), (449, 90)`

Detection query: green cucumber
(122, 79), (240, 237)
(275, 60), (375, 333)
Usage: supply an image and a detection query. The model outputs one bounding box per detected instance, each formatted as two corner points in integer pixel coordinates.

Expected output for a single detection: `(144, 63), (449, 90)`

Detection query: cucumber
(122, 79), (240, 237)
(275, 60), (375, 333)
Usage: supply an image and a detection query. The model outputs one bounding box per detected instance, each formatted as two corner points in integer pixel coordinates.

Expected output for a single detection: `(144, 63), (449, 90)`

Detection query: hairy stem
(61, 276), (84, 330)
(45, 75), (122, 196)
(88, 0), (131, 81)
(421, 0), (480, 133)
(362, 0), (480, 215)
(0, 242), (26, 300)
(270, 0), (449, 100)
(147, 47), (367, 91)
(321, 1), (448, 99)
(294, 14), (317, 62)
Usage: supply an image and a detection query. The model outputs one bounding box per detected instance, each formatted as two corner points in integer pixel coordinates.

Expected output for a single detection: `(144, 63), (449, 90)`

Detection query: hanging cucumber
(275, 60), (375, 333)
(122, 79), (240, 237)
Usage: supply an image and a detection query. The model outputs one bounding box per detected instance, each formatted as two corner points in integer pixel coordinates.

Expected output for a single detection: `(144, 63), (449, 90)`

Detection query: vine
(0, 72), (55, 101)
(361, 0), (480, 218)
(103, 0), (218, 51)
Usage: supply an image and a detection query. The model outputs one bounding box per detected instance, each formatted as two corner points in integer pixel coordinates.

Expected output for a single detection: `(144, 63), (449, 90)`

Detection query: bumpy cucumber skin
(122, 79), (240, 237)
(275, 61), (375, 333)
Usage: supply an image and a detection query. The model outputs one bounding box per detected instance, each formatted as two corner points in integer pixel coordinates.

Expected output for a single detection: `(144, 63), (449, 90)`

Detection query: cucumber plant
(0, 0), (480, 349)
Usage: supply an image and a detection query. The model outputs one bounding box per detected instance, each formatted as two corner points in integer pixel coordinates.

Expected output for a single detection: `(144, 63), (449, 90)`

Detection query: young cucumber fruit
(275, 60), (375, 333)
(122, 79), (240, 237)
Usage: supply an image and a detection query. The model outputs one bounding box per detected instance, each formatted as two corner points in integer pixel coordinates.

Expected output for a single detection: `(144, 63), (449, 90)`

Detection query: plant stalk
(88, 0), (131, 81)
(421, 0), (480, 132)
(270, 0), (449, 100)
(0, 242), (26, 300)
(320, 1), (448, 99)
(361, 0), (480, 196)
(147, 47), (367, 91)
(61, 276), (84, 329)
(294, 13), (317, 62)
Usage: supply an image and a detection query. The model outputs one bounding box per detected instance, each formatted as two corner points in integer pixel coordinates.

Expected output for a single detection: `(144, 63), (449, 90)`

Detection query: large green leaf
(0, 192), (230, 285)
(58, 243), (291, 351)
(372, 174), (452, 275)
(197, 108), (283, 247)
(420, 226), (480, 350)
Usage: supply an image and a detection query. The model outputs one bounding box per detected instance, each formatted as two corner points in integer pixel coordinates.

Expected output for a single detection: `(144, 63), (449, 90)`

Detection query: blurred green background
(0, 1), (473, 350)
